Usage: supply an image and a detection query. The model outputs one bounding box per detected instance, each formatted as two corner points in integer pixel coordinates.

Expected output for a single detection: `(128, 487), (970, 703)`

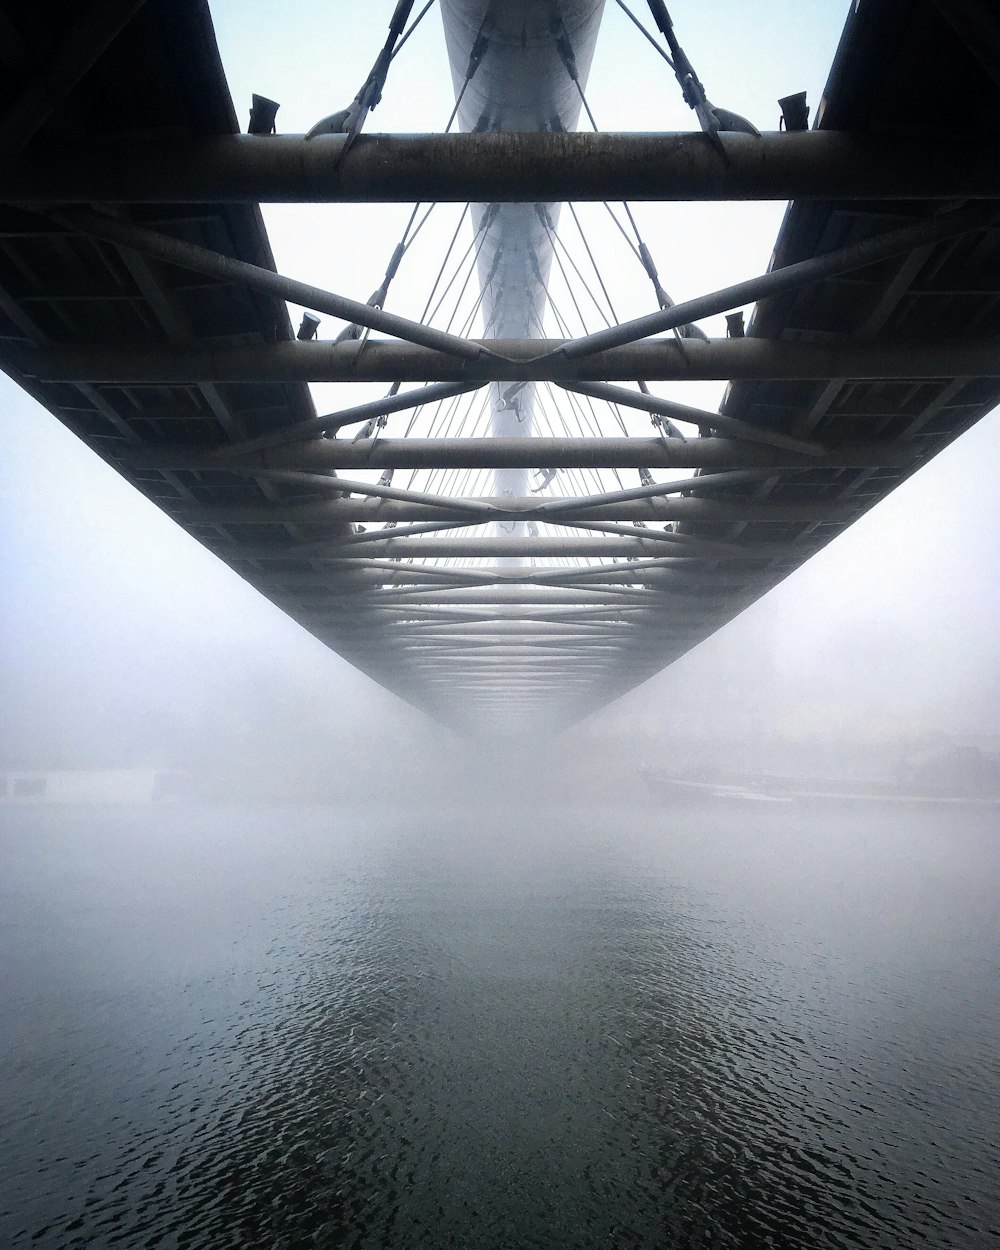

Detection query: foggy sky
(2, 0), (999, 772)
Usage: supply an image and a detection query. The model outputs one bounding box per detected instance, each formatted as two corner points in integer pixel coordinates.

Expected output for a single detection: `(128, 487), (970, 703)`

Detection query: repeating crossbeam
(2, 0), (1000, 730)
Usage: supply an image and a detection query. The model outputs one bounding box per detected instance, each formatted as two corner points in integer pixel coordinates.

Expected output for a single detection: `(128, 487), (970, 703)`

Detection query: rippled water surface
(1, 799), (997, 1248)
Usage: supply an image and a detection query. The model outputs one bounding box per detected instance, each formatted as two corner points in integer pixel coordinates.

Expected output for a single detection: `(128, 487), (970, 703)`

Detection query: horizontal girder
(246, 537), (781, 560)
(3, 0), (998, 733)
(2, 132), (999, 202)
(134, 435), (909, 474)
(19, 336), (1000, 384)
(184, 495), (850, 525)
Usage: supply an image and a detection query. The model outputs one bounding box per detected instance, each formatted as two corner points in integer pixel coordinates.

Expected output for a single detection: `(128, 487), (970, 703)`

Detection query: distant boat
(638, 764), (1000, 808)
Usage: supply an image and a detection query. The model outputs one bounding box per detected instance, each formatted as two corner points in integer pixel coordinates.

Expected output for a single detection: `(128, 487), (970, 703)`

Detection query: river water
(1, 799), (997, 1248)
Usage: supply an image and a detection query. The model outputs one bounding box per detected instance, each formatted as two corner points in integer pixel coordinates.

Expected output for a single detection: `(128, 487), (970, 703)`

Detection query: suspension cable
(612, 0), (675, 68)
(566, 203), (620, 325)
(391, 0), (438, 59)
(531, 229), (589, 337)
(550, 17), (703, 337)
(419, 204), (474, 326)
(534, 205), (613, 330)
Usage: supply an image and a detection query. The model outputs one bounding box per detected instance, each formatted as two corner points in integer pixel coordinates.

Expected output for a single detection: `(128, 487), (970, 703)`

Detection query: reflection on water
(1, 801), (997, 1248)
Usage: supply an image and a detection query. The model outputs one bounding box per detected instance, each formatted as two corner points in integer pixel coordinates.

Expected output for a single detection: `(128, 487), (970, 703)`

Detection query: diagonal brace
(52, 206), (491, 362)
(219, 381), (482, 457)
(552, 204), (995, 358)
(558, 380), (824, 456)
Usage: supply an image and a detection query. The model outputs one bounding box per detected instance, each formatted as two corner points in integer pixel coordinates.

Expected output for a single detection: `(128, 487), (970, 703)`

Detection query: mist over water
(3, 0), (1000, 1241)
(2, 795), (997, 1249)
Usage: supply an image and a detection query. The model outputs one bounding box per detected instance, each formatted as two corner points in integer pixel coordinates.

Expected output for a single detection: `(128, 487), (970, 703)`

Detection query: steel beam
(330, 624), (727, 643)
(371, 623), (653, 636)
(558, 381), (823, 455)
(196, 465), (785, 508)
(397, 662), (648, 672)
(22, 335), (1000, 385)
(260, 558), (696, 581)
(316, 622), (685, 635)
(303, 626), (654, 644)
(302, 607), (654, 624)
(556, 204), (993, 358)
(398, 657), (616, 669)
(182, 493), (852, 525)
(337, 632), (652, 645)
(54, 208), (487, 362)
(222, 382), (483, 455)
(290, 586), (738, 606)
(302, 629), (719, 648)
(228, 536), (797, 560)
(131, 432), (910, 473)
(4, 131), (1000, 202)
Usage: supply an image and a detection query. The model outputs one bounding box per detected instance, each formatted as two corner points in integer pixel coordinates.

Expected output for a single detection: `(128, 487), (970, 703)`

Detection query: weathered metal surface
(54, 207), (487, 360)
(127, 436), (911, 473)
(3, 131), (1000, 202)
(167, 495), (852, 525)
(18, 336), (1000, 384)
(3, 0), (1000, 729)
(227, 537), (768, 560)
(558, 205), (995, 357)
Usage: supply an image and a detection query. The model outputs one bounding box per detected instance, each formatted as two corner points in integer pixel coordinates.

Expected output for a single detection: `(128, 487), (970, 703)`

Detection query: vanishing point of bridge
(2, 0), (999, 731)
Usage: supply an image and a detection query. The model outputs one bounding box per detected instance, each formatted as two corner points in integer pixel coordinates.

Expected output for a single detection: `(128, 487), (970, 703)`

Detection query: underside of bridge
(1, 0), (999, 731)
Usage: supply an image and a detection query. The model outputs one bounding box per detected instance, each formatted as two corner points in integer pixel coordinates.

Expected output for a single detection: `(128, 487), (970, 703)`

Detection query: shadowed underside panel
(0, 0), (999, 731)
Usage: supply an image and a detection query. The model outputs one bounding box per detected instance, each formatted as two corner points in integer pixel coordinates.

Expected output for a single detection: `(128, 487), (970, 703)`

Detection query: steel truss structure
(1, 0), (1000, 731)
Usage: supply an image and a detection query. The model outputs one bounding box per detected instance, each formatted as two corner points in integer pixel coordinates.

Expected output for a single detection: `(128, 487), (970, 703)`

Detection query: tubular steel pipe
(317, 614), (726, 633)
(130, 433), (910, 472)
(23, 335), (1000, 384)
(336, 639), (636, 650)
(301, 607), (655, 623)
(201, 478), (824, 524)
(231, 535), (793, 560)
(304, 610), (666, 624)
(533, 469), (797, 514)
(180, 494), (849, 524)
(336, 622), (695, 638)
(337, 633), (648, 645)
(395, 655), (622, 666)
(238, 555), (760, 572)
(338, 634), (675, 647)
(322, 625), (653, 640)
(256, 576), (668, 598)
(360, 580), (704, 600)
(296, 614), (636, 630)
(53, 208), (490, 362)
(236, 463), (801, 504)
(290, 587), (737, 605)
(220, 382), (483, 456)
(555, 204), (995, 358)
(376, 646), (658, 657)
(5, 132), (1000, 202)
(352, 645), (625, 655)
(243, 471), (500, 517)
(557, 381), (823, 455)
(337, 643), (684, 656)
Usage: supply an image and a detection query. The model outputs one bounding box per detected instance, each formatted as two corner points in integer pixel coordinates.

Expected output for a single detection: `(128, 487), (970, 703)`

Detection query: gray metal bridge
(2, 0), (999, 732)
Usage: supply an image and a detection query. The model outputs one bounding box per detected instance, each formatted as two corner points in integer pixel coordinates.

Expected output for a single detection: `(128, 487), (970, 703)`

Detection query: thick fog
(2, 0), (999, 788)
(4, 369), (999, 787)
